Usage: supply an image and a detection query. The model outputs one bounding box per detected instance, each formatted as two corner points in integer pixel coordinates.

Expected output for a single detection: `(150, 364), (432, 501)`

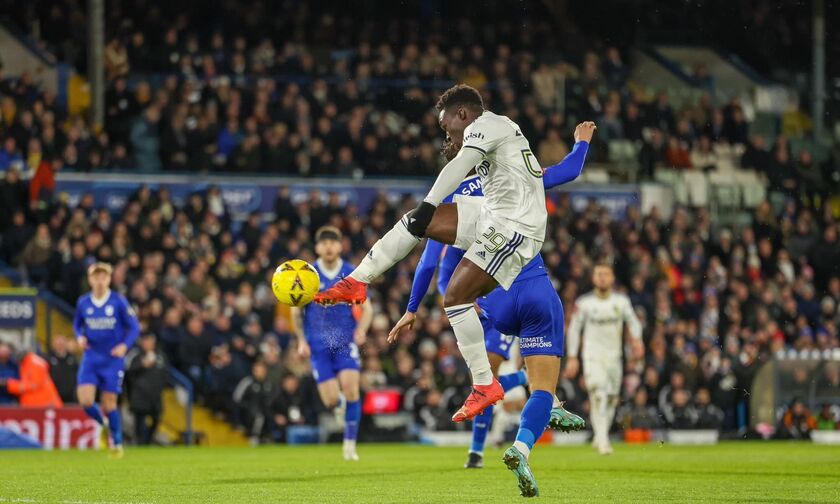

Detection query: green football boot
(548, 402), (585, 432)
(502, 446), (539, 498)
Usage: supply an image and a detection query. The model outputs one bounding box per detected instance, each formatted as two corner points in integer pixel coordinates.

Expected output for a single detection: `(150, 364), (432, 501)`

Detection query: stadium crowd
(3, 2), (838, 191)
(1, 1), (839, 444)
(2, 178), (840, 441)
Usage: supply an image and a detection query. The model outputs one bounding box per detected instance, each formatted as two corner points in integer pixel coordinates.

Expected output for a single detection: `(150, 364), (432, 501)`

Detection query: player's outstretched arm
(290, 307), (310, 358)
(121, 297), (141, 348)
(72, 299), (87, 349)
(542, 122), (597, 190)
(406, 239), (446, 314)
(355, 299), (373, 345)
(564, 303), (586, 378)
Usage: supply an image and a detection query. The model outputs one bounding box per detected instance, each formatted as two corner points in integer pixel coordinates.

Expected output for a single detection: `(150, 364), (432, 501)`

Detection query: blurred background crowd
(0, 0), (839, 444)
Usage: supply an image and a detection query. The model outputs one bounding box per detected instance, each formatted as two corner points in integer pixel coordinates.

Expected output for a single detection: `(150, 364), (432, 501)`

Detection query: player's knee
(403, 202), (436, 238)
(343, 389), (360, 402)
(443, 283), (472, 307)
(78, 396), (94, 408)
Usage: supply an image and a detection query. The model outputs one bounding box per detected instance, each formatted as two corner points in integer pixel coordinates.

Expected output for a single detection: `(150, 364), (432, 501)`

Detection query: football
(271, 259), (321, 307)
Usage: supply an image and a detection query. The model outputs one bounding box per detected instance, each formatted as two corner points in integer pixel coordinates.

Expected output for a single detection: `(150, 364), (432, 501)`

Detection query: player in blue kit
(389, 123), (595, 493)
(73, 262), (140, 458)
(292, 226), (372, 461)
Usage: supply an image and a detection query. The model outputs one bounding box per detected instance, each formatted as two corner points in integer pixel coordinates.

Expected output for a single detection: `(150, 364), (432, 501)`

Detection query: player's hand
(387, 311), (417, 344)
(354, 328), (367, 346)
(564, 357), (580, 379)
(111, 343), (128, 358)
(76, 337), (88, 351)
(274, 414), (288, 426)
(297, 340), (311, 359)
(631, 339), (645, 360)
(574, 121), (597, 143)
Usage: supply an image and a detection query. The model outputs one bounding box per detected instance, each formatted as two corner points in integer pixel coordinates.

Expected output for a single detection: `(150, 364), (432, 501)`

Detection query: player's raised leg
(337, 369), (362, 461)
(503, 355), (560, 498)
(314, 204), (459, 305)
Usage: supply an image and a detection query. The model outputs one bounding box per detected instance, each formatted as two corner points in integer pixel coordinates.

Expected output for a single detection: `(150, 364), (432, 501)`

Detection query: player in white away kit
(565, 263), (643, 455)
(316, 84), (566, 417)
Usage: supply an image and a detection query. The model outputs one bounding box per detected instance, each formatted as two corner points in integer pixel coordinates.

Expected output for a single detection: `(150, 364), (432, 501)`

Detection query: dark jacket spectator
(47, 336), (79, 404)
(125, 334), (168, 445)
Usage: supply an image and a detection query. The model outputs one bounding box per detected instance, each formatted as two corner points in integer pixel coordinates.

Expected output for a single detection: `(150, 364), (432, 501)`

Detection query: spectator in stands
(0, 137), (23, 173)
(233, 360), (275, 444)
(777, 398), (818, 439)
(29, 156), (60, 209)
(665, 136), (692, 169)
(1, 210), (30, 264)
(0, 169), (27, 232)
(816, 404), (838, 431)
(638, 128), (667, 178)
(271, 373), (319, 442)
(690, 136), (718, 172)
(694, 388), (724, 429)
(619, 388), (661, 429)
(105, 38), (130, 81)
(19, 224), (53, 285)
(663, 389), (697, 429)
(125, 334), (168, 445)
(47, 335), (78, 404)
(179, 316), (213, 391)
(658, 370), (689, 413)
(1, 345), (63, 407)
(205, 344), (241, 419)
(130, 107), (162, 171)
(0, 342), (19, 405)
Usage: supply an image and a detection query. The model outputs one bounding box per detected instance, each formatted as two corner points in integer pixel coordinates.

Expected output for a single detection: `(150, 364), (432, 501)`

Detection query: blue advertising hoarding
(0, 289), (37, 329)
(56, 173), (639, 222)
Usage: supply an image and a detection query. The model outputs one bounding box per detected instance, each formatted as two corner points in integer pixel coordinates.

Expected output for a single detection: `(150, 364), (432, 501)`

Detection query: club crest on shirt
(105, 305), (114, 316)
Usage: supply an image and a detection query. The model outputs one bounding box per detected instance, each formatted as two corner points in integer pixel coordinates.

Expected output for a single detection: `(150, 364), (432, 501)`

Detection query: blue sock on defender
(470, 405), (494, 454)
(106, 410), (123, 446)
(514, 390), (553, 454)
(498, 370), (528, 391)
(84, 405), (105, 425)
(345, 400), (361, 441)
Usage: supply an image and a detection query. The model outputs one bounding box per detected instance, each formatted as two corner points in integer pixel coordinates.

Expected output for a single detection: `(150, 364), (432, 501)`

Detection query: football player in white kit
(316, 84), (597, 496)
(565, 263), (643, 455)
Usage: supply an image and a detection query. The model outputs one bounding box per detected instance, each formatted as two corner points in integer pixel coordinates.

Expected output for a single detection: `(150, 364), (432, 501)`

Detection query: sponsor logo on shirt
(465, 131), (484, 141)
(85, 317), (117, 330)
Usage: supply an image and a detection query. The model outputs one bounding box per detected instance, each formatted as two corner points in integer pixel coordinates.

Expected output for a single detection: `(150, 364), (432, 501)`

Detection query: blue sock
(107, 410), (123, 446)
(498, 370), (528, 391)
(470, 405), (493, 455)
(514, 390), (553, 456)
(83, 405), (105, 425)
(344, 400), (361, 441)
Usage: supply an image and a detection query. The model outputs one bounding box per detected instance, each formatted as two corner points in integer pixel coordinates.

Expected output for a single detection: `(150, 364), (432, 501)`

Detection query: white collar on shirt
(91, 290), (111, 308)
(316, 258), (343, 280)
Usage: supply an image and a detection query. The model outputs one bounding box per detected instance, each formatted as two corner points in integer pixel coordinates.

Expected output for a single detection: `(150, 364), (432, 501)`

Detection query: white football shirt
(566, 291), (642, 363)
(461, 111), (547, 241)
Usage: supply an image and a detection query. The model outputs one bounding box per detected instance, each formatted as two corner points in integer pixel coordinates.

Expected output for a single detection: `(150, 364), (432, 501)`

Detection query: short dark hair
(435, 84), (484, 113)
(315, 225), (342, 243)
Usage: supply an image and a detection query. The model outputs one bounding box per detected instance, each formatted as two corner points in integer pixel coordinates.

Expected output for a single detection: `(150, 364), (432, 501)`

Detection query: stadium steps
(160, 389), (248, 446)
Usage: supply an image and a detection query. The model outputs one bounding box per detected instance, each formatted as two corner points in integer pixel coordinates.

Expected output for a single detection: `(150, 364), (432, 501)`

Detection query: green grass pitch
(3, 442), (839, 503)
